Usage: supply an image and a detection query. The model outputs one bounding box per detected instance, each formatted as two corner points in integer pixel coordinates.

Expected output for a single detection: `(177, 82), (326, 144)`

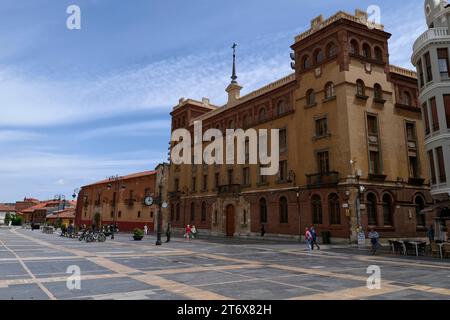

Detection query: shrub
(133, 228), (144, 237)
(12, 216), (22, 226)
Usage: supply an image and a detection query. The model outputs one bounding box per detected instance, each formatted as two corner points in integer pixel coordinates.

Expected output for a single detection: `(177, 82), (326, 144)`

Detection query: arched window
(402, 91), (412, 106)
(176, 203), (180, 221)
(362, 43), (371, 59)
(415, 196), (426, 227)
(201, 202), (206, 222)
(374, 84), (383, 100)
(277, 99), (287, 116)
(258, 107), (267, 122)
(306, 89), (316, 106)
(374, 46), (383, 63)
(242, 114), (250, 128)
(350, 39), (359, 55)
(314, 49), (324, 64)
(279, 197), (288, 223)
(302, 55), (311, 69)
(260, 198), (268, 223)
(367, 193), (378, 226)
(190, 202), (195, 222)
(311, 195), (323, 224)
(228, 119), (235, 129)
(328, 193), (341, 225)
(325, 82), (335, 99)
(356, 79), (366, 96)
(382, 194), (393, 226)
(326, 42), (337, 58)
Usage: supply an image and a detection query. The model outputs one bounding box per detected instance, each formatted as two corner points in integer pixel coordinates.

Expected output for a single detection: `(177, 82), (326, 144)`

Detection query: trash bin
(321, 231), (331, 244)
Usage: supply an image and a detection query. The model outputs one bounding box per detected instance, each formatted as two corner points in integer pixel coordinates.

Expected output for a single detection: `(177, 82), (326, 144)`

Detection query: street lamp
(107, 175), (126, 240)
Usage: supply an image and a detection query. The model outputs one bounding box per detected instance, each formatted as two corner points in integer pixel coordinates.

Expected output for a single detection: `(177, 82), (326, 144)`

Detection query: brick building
(75, 171), (159, 232)
(167, 9), (435, 242)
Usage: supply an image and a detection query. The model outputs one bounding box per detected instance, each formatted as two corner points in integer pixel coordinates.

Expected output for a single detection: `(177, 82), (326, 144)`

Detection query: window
(422, 102), (431, 135)
(436, 147), (447, 183)
(367, 193), (377, 226)
(302, 55), (311, 69)
(311, 195), (323, 224)
(356, 79), (365, 96)
(382, 194), (393, 226)
(326, 42), (337, 58)
(242, 114), (250, 128)
(350, 39), (359, 55)
(245, 138), (250, 163)
(369, 151), (381, 174)
(191, 177), (196, 192)
(137, 211), (141, 218)
(306, 89), (316, 106)
(325, 82), (335, 99)
(279, 160), (288, 181)
(444, 95), (450, 129)
(415, 196), (426, 227)
(417, 58), (424, 88)
(428, 150), (437, 185)
(317, 151), (329, 174)
(402, 91), (412, 106)
(328, 194), (341, 225)
(430, 97), (440, 132)
(201, 202), (206, 222)
(202, 174), (208, 191)
(425, 52), (433, 82)
(260, 198), (268, 223)
(228, 119), (235, 130)
(258, 108), (267, 122)
(438, 48), (449, 78)
(374, 84), (382, 100)
(215, 172), (220, 188)
(170, 204), (174, 221)
(227, 169), (233, 185)
(277, 99), (287, 115)
(190, 203), (195, 222)
(279, 197), (288, 223)
(279, 128), (287, 152)
(374, 47), (383, 63)
(406, 122), (417, 141)
(362, 43), (371, 59)
(259, 165), (268, 184)
(176, 203), (180, 221)
(118, 211), (122, 218)
(315, 117), (328, 137)
(314, 49), (324, 64)
(409, 156), (419, 179)
(367, 115), (378, 135)
(243, 167), (250, 185)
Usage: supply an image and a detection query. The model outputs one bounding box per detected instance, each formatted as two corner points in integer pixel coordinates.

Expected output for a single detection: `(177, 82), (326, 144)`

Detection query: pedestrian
(427, 224), (435, 243)
(166, 223), (171, 243)
(260, 224), (266, 237)
(184, 225), (192, 241)
(305, 227), (312, 253)
(368, 228), (380, 255)
(310, 226), (320, 251)
(191, 225), (198, 239)
(144, 224), (148, 236)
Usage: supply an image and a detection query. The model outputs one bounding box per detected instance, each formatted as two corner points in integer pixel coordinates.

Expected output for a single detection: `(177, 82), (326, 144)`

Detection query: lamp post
(107, 175), (126, 240)
(156, 183), (163, 246)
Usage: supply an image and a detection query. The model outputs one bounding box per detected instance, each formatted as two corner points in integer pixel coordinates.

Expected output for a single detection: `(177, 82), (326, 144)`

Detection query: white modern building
(412, 0), (450, 200)
(0, 204), (16, 225)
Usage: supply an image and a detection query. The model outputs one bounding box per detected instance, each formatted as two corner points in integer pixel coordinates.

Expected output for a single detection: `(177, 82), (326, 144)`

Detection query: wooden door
(226, 205), (235, 237)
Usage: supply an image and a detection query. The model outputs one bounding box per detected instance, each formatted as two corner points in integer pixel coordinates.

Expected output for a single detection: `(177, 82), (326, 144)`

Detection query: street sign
(162, 202), (168, 209)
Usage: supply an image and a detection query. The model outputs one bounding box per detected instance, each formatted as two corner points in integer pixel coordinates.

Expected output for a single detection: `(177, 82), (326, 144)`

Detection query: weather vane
(231, 43), (238, 84)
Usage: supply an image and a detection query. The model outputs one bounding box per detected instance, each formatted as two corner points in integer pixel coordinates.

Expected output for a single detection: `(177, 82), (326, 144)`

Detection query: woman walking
(305, 228), (313, 253)
(184, 225), (192, 241)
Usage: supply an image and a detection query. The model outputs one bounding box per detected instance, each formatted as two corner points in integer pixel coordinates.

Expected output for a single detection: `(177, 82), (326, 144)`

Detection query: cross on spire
(231, 43), (238, 84)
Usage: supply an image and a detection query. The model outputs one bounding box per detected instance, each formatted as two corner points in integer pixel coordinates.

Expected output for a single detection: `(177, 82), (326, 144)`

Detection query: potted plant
(133, 228), (144, 241)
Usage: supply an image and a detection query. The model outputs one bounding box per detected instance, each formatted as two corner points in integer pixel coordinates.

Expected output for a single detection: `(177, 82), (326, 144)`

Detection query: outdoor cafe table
(407, 241), (425, 257)
(437, 243), (445, 259)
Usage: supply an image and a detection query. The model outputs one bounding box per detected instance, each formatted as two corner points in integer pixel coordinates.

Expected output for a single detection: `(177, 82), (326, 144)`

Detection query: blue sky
(0, 0), (428, 202)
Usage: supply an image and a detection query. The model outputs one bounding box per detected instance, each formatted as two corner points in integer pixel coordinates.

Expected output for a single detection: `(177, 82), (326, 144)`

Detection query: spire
(231, 43), (238, 84)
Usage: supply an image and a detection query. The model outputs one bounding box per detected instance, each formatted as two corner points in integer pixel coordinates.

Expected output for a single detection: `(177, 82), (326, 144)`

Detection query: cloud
(0, 129), (44, 142)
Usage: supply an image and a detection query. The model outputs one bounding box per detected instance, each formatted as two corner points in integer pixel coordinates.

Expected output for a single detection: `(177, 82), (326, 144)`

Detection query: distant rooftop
(82, 170), (157, 188)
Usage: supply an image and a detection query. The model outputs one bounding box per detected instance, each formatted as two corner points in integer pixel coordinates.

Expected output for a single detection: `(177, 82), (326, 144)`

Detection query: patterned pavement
(0, 227), (449, 300)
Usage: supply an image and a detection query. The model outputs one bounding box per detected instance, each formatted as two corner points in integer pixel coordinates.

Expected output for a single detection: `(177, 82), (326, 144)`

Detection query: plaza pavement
(0, 227), (449, 300)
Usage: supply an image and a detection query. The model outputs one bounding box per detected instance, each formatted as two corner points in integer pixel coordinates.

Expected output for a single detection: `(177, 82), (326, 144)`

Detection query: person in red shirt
(184, 225), (192, 241)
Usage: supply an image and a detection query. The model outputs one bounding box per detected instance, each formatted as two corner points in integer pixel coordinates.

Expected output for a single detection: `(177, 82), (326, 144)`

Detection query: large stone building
(75, 170), (160, 232)
(167, 9), (435, 242)
(411, 0), (450, 235)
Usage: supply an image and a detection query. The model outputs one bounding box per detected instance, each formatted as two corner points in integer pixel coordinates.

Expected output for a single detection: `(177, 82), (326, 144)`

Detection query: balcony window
(315, 117), (328, 137)
(324, 82), (335, 99)
(279, 197), (288, 224)
(406, 122), (417, 141)
(362, 43), (371, 59)
(436, 147), (447, 183)
(311, 195), (323, 225)
(317, 151), (329, 175)
(369, 151), (381, 175)
(243, 167), (250, 185)
(374, 46), (383, 63)
(259, 165), (268, 184)
(374, 84), (383, 100)
(438, 48), (449, 78)
(314, 49), (324, 64)
(277, 99), (287, 116)
(425, 52), (433, 83)
(402, 91), (412, 106)
(409, 156), (419, 179)
(430, 97), (440, 132)
(278, 160), (288, 181)
(350, 39), (359, 55)
(306, 89), (316, 106)
(279, 129), (287, 153)
(428, 150), (437, 185)
(356, 79), (366, 97)
(258, 107), (267, 122)
(367, 115), (378, 135)
(326, 42), (337, 58)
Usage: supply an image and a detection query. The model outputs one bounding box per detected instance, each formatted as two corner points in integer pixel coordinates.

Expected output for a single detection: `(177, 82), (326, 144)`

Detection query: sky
(0, 0), (428, 202)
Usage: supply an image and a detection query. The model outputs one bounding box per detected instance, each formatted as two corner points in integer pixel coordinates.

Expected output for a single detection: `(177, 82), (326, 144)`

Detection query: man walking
(310, 226), (320, 251)
(368, 228), (380, 255)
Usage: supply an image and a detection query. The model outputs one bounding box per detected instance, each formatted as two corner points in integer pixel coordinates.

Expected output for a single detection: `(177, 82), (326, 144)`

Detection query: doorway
(225, 204), (235, 237)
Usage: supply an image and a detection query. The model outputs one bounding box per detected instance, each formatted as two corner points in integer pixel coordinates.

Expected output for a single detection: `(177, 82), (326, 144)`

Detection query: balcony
(413, 27), (449, 54)
(408, 177), (426, 186)
(217, 184), (241, 197)
(306, 172), (339, 188)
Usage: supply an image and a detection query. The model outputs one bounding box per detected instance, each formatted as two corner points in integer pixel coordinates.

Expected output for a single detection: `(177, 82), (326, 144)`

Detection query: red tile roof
(82, 170), (157, 188)
(20, 200), (59, 213)
(0, 204), (16, 212)
(46, 208), (75, 219)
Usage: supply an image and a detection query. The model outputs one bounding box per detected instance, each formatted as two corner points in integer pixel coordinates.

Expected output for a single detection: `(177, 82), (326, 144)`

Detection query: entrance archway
(225, 204), (235, 237)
